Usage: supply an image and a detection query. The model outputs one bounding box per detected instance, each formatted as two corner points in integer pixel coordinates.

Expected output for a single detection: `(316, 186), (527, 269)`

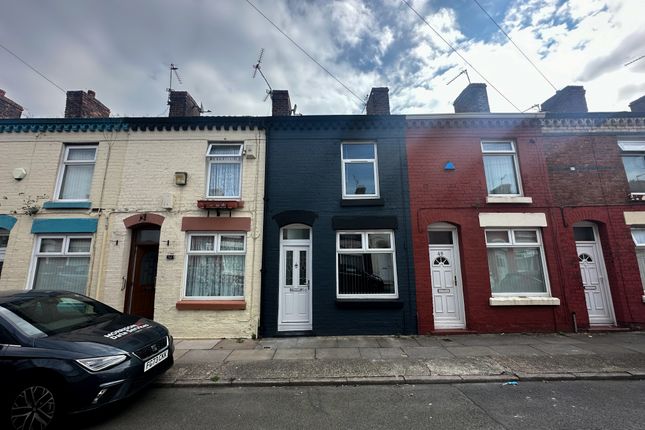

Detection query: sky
(1, 0), (644, 118)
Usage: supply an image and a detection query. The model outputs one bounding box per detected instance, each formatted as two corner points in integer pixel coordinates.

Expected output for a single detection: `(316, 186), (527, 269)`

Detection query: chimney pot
(271, 90), (292, 116)
(453, 83), (490, 113)
(0, 88), (24, 119)
(168, 91), (201, 117)
(366, 87), (390, 115)
(540, 86), (588, 113)
(87, 90), (96, 98)
(629, 95), (645, 112)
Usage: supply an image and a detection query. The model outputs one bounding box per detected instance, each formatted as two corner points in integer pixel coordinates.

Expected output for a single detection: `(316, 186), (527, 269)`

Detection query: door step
(586, 326), (630, 332)
(430, 328), (477, 335)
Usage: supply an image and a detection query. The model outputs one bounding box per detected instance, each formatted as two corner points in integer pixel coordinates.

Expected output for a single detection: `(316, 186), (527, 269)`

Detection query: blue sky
(0, 0), (643, 117)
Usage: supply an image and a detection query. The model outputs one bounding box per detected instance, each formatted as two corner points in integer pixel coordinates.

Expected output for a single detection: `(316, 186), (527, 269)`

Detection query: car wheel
(8, 382), (61, 430)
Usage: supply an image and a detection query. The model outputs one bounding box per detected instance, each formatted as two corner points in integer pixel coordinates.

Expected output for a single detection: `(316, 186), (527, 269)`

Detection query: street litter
(502, 381), (519, 386)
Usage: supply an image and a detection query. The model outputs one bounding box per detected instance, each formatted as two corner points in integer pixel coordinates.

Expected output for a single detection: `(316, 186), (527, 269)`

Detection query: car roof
(0, 290), (76, 305)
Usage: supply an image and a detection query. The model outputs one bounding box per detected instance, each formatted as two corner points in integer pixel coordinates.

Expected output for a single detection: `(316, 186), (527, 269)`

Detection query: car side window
(0, 323), (16, 344)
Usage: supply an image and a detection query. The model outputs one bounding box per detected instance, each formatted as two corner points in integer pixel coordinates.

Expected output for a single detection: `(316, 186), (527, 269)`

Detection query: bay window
(184, 233), (245, 299)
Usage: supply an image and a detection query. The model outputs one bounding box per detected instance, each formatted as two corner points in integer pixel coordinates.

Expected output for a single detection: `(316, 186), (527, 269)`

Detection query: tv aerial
(167, 63), (183, 105)
(446, 69), (470, 86)
(252, 49), (273, 101)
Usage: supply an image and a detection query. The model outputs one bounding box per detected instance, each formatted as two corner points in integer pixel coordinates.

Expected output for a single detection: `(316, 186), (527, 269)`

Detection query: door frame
(277, 224), (313, 332)
(574, 221), (616, 326)
(428, 223), (466, 329)
(124, 226), (160, 319)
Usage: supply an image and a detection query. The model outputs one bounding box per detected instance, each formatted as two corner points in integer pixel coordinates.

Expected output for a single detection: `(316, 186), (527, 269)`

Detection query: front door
(429, 227), (466, 329)
(278, 245), (312, 331)
(125, 228), (160, 320)
(575, 224), (615, 326)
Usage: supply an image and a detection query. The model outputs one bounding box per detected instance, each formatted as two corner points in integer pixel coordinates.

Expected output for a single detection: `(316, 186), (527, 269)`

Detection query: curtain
(209, 163), (240, 197)
(487, 248), (546, 293)
(33, 257), (90, 294)
(60, 164), (94, 200)
(186, 255), (244, 297)
(483, 155), (518, 194)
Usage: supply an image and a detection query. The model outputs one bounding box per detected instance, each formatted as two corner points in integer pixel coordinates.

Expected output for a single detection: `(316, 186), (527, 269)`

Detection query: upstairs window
(631, 228), (645, 291)
(55, 145), (97, 201)
(481, 141), (522, 196)
(336, 231), (397, 298)
(30, 235), (92, 294)
(0, 229), (8, 278)
(619, 141), (645, 194)
(341, 142), (379, 198)
(485, 228), (550, 296)
(206, 143), (243, 199)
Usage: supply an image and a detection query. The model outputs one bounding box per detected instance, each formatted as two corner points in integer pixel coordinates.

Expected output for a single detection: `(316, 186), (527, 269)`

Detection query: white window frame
(631, 228), (645, 293)
(485, 228), (551, 297)
(341, 142), (380, 199)
(27, 234), (93, 292)
(0, 229), (8, 278)
(618, 141), (645, 196)
(336, 230), (398, 299)
(205, 143), (244, 200)
(54, 144), (98, 202)
(182, 232), (246, 300)
(481, 140), (523, 197)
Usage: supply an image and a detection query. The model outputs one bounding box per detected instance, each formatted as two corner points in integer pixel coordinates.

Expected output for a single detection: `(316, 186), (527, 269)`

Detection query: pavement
(156, 331), (645, 387)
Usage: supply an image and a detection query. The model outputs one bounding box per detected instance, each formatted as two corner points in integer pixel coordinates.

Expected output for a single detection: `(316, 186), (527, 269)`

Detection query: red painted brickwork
(406, 119), (645, 333)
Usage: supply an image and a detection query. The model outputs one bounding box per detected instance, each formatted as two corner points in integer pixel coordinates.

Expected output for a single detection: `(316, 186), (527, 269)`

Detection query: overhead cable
(0, 42), (66, 93)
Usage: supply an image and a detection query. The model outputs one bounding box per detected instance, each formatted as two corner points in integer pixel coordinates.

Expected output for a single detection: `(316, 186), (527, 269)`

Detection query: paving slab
(426, 356), (508, 376)
(488, 345), (547, 356)
(274, 348), (315, 360)
(446, 346), (500, 357)
(358, 347), (383, 359)
(378, 347), (408, 358)
(455, 334), (539, 346)
(215, 339), (258, 350)
(376, 337), (421, 348)
(403, 346), (455, 359)
(257, 338), (300, 349)
(623, 343), (645, 353)
(531, 343), (596, 355)
(530, 334), (585, 344)
(337, 336), (381, 348)
(176, 349), (231, 364)
(413, 336), (445, 347)
(316, 347), (361, 359)
(576, 343), (640, 355)
(175, 339), (221, 350)
(296, 337), (339, 348)
(173, 349), (189, 361)
(226, 349), (275, 361)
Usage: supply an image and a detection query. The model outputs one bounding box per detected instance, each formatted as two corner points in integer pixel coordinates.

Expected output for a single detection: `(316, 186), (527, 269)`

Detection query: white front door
(575, 226), (615, 326)
(278, 245), (312, 331)
(429, 238), (466, 329)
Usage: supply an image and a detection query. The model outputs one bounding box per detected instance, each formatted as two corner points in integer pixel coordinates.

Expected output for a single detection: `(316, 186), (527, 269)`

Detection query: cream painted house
(0, 116), (266, 338)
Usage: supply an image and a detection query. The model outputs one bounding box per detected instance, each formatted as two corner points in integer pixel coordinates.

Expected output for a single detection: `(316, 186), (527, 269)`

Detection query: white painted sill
(486, 196), (533, 204)
(489, 297), (560, 306)
(642, 295), (645, 304)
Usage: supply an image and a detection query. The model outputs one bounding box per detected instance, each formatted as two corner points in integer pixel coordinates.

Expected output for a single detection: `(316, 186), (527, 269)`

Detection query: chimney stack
(0, 89), (24, 119)
(168, 91), (201, 117)
(366, 87), (390, 115)
(65, 90), (110, 118)
(271, 90), (291, 116)
(629, 95), (645, 113)
(540, 86), (588, 113)
(453, 83), (490, 113)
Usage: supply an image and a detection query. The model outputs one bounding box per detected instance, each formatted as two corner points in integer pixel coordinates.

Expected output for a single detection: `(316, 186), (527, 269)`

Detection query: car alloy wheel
(10, 385), (57, 430)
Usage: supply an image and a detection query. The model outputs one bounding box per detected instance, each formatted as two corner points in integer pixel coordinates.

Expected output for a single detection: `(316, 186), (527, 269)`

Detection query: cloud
(578, 29), (645, 81)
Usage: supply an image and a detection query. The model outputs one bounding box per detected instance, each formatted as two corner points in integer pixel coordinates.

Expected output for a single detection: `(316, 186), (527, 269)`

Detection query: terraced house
(0, 90), (266, 338)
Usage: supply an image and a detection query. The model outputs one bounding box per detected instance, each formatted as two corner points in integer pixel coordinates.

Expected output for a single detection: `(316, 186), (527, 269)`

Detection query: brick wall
(65, 90), (110, 118)
(0, 89), (23, 118)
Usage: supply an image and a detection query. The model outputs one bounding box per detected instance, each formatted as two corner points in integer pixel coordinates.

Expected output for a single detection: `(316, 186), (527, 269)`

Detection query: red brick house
(408, 83), (645, 333)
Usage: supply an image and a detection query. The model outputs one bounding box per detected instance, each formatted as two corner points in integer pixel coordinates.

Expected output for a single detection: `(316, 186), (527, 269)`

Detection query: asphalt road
(68, 380), (645, 430)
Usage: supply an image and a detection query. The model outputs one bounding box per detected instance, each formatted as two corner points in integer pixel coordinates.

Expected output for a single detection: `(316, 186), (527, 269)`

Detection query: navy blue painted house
(260, 89), (417, 337)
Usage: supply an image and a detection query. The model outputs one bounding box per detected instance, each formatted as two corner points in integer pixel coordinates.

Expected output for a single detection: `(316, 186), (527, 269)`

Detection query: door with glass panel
(428, 226), (466, 329)
(574, 223), (615, 325)
(278, 226), (312, 331)
(125, 228), (160, 320)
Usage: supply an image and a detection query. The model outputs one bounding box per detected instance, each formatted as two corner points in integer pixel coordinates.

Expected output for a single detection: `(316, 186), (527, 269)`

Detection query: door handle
(454, 276), (457, 286)
(307, 280), (310, 289)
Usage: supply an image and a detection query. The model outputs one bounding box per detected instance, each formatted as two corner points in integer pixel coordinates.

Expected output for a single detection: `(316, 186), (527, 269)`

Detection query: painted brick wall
(261, 115), (417, 336)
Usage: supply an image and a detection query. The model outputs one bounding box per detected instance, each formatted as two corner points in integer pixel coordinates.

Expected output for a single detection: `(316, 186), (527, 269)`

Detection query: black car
(0, 290), (174, 430)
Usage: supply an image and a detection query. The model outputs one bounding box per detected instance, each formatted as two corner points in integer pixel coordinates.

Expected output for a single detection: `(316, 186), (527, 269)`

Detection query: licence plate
(144, 349), (169, 372)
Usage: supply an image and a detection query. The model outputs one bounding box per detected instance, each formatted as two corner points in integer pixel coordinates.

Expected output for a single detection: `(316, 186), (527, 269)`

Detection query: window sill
(175, 300), (246, 310)
(489, 297), (560, 306)
(335, 299), (403, 309)
(197, 200), (244, 209)
(340, 198), (384, 207)
(43, 201), (92, 209)
(486, 196), (533, 204)
(642, 295), (645, 304)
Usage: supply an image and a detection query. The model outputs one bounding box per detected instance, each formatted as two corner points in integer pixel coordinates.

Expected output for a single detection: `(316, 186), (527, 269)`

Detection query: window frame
(0, 229), (8, 279)
(481, 140), (523, 197)
(28, 234), (93, 292)
(205, 142), (244, 200)
(618, 141), (645, 196)
(335, 230), (398, 299)
(631, 227), (645, 292)
(53, 144), (98, 202)
(340, 142), (380, 199)
(485, 228), (551, 297)
(182, 232), (246, 300)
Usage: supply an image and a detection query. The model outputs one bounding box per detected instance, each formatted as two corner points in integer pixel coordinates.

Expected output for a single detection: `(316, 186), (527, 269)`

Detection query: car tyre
(5, 380), (63, 430)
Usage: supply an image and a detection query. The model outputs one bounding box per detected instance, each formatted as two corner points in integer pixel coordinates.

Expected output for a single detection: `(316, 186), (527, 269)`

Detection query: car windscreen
(0, 293), (119, 336)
